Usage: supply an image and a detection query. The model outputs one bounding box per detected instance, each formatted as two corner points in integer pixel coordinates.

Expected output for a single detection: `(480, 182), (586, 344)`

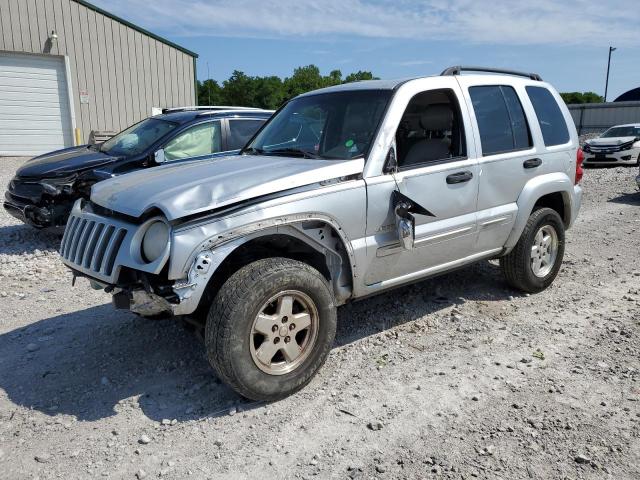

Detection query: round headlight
(142, 221), (169, 263)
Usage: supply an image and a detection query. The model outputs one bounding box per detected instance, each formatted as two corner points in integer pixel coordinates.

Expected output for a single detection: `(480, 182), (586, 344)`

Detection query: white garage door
(0, 52), (74, 156)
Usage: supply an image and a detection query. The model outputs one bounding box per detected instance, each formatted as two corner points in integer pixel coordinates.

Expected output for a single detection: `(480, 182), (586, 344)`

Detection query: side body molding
(504, 172), (575, 250)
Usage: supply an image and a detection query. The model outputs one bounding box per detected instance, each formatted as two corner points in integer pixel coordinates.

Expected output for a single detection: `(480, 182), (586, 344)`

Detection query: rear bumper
(568, 185), (582, 229)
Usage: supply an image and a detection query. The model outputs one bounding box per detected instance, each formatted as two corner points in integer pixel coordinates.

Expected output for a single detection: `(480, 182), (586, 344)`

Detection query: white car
(583, 124), (640, 166)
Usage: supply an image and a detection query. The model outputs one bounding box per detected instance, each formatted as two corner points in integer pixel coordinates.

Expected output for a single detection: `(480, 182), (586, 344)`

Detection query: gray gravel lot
(0, 156), (639, 479)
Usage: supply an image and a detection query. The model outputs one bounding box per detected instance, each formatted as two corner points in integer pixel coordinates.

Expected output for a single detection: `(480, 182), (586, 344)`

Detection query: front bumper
(3, 198), (57, 228)
(583, 148), (640, 166)
(4, 178), (74, 228)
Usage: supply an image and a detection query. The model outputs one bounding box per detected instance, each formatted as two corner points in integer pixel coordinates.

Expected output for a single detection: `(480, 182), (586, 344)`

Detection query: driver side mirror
(154, 148), (166, 164)
(394, 201), (415, 250)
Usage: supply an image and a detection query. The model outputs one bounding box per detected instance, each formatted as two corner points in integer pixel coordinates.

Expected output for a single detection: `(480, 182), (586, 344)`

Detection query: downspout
(193, 57), (198, 106)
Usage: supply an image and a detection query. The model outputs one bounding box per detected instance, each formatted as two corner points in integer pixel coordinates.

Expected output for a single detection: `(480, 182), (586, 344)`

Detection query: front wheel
(500, 207), (565, 293)
(205, 257), (337, 401)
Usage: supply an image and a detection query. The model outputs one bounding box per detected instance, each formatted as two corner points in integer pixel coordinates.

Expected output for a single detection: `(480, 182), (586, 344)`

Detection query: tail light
(575, 148), (584, 184)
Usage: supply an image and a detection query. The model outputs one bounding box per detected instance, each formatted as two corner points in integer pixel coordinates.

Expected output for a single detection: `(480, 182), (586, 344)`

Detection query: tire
(205, 257), (337, 401)
(500, 207), (565, 293)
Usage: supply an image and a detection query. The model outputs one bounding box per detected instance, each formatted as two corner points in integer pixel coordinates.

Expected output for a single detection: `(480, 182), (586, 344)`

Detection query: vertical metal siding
(568, 102), (640, 134)
(0, 0), (196, 145)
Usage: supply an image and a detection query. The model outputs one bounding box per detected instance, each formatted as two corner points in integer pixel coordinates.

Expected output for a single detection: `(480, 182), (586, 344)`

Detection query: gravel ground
(0, 156), (639, 480)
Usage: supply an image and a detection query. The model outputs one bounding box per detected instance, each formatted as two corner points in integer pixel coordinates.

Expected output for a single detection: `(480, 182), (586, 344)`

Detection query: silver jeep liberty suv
(60, 66), (584, 401)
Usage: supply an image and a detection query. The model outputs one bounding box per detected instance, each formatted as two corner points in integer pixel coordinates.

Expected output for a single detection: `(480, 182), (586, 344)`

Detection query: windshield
(100, 118), (178, 156)
(601, 126), (640, 138)
(245, 90), (392, 160)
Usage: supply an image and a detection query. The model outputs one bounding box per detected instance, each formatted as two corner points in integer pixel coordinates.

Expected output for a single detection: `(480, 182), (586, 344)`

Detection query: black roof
(157, 110), (273, 124)
(614, 87), (640, 102)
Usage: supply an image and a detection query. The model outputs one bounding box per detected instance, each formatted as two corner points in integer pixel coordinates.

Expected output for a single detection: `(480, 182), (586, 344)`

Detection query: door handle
(446, 171), (473, 184)
(523, 158), (542, 169)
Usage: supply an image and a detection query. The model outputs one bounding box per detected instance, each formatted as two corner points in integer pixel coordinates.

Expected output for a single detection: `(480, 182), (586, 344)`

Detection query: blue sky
(94, 0), (639, 100)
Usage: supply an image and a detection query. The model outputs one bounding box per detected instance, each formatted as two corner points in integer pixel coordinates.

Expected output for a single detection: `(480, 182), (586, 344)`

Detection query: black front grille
(7, 180), (44, 203)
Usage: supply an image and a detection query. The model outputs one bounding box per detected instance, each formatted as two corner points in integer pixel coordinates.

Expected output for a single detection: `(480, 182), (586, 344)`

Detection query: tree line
(198, 65), (604, 108)
(559, 92), (603, 104)
(197, 65), (377, 109)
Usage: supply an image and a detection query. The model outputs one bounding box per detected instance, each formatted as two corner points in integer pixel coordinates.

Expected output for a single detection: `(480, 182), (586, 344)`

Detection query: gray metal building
(567, 101), (640, 135)
(0, 0), (198, 156)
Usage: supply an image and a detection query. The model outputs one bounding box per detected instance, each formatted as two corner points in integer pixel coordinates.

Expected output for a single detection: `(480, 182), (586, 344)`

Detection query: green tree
(197, 65), (379, 107)
(222, 70), (258, 106)
(284, 65), (326, 100)
(560, 91), (604, 104)
(197, 79), (224, 106)
(253, 76), (285, 110)
(344, 70), (378, 83)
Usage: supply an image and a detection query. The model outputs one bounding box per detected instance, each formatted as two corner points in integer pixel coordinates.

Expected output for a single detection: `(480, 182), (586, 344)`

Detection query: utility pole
(604, 46), (616, 102)
(207, 62), (211, 105)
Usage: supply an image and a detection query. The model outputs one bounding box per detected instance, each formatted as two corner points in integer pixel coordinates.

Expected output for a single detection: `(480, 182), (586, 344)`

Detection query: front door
(363, 86), (480, 287)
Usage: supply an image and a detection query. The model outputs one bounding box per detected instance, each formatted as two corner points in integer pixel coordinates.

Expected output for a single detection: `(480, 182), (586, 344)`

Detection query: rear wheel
(205, 257), (336, 401)
(500, 207), (565, 293)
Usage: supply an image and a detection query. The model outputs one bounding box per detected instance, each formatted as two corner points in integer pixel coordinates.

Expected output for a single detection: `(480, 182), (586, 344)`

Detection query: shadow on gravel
(0, 304), (247, 422)
(608, 191), (640, 206)
(0, 224), (62, 255)
(335, 260), (514, 347)
(0, 261), (515, 423)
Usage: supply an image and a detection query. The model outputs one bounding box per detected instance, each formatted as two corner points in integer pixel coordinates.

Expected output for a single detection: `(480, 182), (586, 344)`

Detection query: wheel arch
(504, 172), (573, 250)
(175, 218), (356, 319)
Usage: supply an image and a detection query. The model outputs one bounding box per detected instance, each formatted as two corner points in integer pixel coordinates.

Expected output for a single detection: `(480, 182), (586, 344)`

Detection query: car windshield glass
(100, 118), (178, 156)
(245, 90), (392, 160)
(601, 126), (640, 138)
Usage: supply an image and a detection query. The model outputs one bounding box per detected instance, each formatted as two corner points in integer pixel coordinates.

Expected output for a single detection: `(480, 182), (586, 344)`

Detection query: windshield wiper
(263, 148), (322, 159)
(242, 147), (265, 155)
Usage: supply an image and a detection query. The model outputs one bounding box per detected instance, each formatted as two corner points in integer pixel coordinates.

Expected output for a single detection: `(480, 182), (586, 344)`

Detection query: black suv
(4, 107), (272, 228)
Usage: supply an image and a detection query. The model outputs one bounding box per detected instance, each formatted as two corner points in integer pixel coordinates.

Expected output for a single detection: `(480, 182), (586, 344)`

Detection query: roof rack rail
(161, 106), (264, 114)
(441, 66), (542, 81)
(195, 109), (274, 117)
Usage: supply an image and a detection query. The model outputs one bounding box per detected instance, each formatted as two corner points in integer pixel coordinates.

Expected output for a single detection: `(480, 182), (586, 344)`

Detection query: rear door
(457, 77), (541, 251)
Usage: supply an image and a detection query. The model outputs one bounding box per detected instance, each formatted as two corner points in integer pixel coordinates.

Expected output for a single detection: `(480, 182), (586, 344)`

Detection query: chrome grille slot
(102, 228), (126, 276)
(74, 220), (94, 265)
(68, 219), (87, 262)
(60, 208), (130, 283)
(92, 225), (115, 272)
(82, 223), (104, 268)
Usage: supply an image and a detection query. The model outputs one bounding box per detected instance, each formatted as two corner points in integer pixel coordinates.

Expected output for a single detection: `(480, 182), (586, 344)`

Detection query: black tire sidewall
(521, 209), (565, 291)
(207, 259), (336, 400)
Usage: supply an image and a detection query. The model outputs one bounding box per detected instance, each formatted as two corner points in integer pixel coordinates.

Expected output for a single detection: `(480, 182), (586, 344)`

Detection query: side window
(469, 85), (532, 156)
(227, 119), (265, 150)
(525, 86), (570, 146)
(395, 89), (466, 169)
(163, 121), (222, 161)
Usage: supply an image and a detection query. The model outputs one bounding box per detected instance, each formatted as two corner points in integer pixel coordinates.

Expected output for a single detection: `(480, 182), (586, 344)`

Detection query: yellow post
(74, 128), (82, 146)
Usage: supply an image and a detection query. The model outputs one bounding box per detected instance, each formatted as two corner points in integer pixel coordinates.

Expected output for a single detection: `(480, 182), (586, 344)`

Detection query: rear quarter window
(525, 86), (570, 146)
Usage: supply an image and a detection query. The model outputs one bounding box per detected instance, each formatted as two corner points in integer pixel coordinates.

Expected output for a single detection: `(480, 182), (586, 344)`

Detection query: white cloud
(99, 0), (640, 46)
(395, 60), (434, 67)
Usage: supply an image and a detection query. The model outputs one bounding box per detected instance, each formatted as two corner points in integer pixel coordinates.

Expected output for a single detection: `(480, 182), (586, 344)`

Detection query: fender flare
(504, 172), (574, 250)
(171, 214), (356, 315)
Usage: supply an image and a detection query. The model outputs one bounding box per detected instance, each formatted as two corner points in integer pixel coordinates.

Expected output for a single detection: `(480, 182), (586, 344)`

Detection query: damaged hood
(16, 145), (118, 178)
(587, 136), (638, 146)
(90, 154), (364, 220)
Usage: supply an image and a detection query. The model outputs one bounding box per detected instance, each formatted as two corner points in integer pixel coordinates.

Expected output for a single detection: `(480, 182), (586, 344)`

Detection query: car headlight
(142, 221), (169, 263)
